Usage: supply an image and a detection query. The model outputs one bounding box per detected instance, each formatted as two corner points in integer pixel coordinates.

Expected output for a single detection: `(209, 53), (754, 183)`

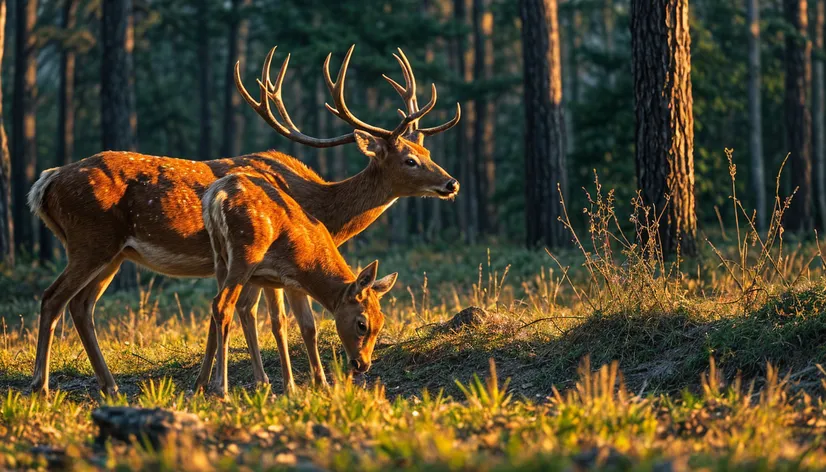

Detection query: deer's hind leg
(31, 247), (123, 395)
(209, 265), (252, 397)
(194, 260), (228, 392)
(66, 255), (124, 397)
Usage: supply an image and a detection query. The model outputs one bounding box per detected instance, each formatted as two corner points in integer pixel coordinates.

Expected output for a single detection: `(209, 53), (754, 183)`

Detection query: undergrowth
(1, 156), (825, 470)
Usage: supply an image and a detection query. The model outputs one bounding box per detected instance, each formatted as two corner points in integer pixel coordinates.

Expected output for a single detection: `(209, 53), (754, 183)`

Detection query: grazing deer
(202, 172), (397, 395)
(28, 45), (460, 397)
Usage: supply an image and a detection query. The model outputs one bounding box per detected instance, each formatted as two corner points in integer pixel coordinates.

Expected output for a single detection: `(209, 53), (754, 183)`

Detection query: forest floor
(2, 232), (826, 470)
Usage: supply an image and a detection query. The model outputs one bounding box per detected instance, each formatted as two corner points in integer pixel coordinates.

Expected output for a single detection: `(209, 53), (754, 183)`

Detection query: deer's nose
(350, 359), (370, 373)
(445, 179), (459, 193)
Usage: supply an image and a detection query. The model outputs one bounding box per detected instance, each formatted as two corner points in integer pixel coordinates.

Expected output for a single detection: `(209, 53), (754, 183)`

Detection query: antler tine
(266, 52), (302, 131)
(323, 45), (392, 137)
(234, 47), (355, 148)
(395, 48), (419, 109)
(390, 83), (438, 140)
(391, 48), (461, 138)
(419, 102), (462, 136)
(382, 49), (421, 130)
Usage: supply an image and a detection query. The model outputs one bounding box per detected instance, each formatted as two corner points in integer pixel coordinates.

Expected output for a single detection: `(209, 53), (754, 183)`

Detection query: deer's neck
(297, 164), (396, 246)
(291, 262), (353, 314)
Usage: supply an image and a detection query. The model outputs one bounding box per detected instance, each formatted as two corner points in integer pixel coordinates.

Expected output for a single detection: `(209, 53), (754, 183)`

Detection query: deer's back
(39, 151), (304, 277)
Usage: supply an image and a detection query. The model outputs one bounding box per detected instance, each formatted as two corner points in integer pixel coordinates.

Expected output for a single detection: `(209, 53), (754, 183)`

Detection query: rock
(572, 446), (630, 470)
(91, 406), (206, 449)
(30, 445), (70, 470)
(442, 306), (488, 331)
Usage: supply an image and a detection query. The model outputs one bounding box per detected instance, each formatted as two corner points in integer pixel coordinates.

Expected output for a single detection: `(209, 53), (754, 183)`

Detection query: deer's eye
(356, 320), (368, 335)
(404, 158), (418, 167)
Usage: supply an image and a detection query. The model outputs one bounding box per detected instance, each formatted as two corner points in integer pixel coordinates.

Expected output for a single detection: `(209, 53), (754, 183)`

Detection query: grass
(2, 167), (826, 470)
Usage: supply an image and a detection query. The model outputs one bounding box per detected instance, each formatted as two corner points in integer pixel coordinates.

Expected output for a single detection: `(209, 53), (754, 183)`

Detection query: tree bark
(12, 0), (37, 256)
(0, 0), (12, 266)
(59, 0), (77, 166)
(43, 0), (78, 262)
(630, 0), (697, 256)
(454, 0), (477, 243)
(197, 0), (212, 160)
(747, 0), (767, 231)
(102, 0), (135, 152)
(813, 0), (826, 229)
(221, 0), (252, 157)
(784, 0), (813, 233)
(424, 0), (444, 240)
(473, 0), (496, 234)
(103, 0), (138, 289)
(315, 77), (329, 177)
(520, 0), (568, 248)
(604, 0), (616, 87)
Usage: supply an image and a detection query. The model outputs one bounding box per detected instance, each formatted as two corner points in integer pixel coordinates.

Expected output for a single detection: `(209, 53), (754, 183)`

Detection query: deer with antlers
(28, 45), (459, 396)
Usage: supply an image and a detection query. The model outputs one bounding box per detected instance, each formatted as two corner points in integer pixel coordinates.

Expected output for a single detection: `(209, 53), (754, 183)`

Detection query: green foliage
(138, 377), (183, 410)
(8, 0), (809, 247)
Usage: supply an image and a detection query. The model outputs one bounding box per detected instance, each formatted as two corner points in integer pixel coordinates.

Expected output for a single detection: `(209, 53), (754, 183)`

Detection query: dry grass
(1, 164), (826, 470)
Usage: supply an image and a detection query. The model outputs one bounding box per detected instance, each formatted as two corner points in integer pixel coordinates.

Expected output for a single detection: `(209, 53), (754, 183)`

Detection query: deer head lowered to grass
(28, 44), (461, 397)
(203, 172), (397, 396)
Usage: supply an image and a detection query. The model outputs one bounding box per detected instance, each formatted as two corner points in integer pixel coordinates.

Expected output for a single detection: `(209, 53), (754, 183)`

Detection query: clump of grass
(2, 353), (826, 470)
(455, 358), (512, 414)
(138, 377), (182, 410)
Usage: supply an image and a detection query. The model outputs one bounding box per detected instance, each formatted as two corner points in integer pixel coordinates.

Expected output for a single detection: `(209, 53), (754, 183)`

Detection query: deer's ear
(409, 131), (425, 146)
(372, 272), (398, 299)
(349, 260), (379, 300)
(354, 130), (387, 159)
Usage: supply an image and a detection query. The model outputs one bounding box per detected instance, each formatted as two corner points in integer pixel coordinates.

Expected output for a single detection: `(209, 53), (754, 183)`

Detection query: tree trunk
(454, 0), (477, 243)
(45, 0), (78, 262)
(315, 77), (329, 177)
(102, 0), (138, 289)
(102, 0), (135, 151)
(747, 0), (767, 231)
(630, 0), (697, 256)
(221, 0), (252, 158)
(287, 72), (305, 160)
(813, 0), (826, 229)
(0, 0), (12, 266)
(197, 0), (212, 160)
(604, 0), (616, 87)
(59, 0), (77, 166)
(424, 0), (444, 240)
(520, 0), (568, 248)
(784, 0), (813, 233)
(473, 0), (496, 234)
(391, 199), (410, 245)
(12, 0), (37, 256)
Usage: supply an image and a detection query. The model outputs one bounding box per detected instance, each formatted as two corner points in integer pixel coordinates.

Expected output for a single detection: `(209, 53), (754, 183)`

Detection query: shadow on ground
(4, 286), (826, 401)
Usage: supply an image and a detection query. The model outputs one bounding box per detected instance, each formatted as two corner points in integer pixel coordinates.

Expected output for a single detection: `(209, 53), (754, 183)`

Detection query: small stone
(92, 406), (206, 450)
(442, 306), (488, 331)
(30, 446), (70, 470)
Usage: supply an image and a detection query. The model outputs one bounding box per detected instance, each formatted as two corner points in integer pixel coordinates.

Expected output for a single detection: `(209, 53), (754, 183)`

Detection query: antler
(236, 45), (462, 148)
(381, 48), (462, 138)
(234, 47), (355, 148)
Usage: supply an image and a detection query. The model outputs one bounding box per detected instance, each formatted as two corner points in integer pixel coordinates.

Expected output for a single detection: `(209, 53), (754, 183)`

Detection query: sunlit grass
(2, 166), (826, 469)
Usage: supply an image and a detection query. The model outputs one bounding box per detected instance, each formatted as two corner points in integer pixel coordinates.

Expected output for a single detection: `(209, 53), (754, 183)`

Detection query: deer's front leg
(264, 288), (297, 394)
(285, 288), (328, 387)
